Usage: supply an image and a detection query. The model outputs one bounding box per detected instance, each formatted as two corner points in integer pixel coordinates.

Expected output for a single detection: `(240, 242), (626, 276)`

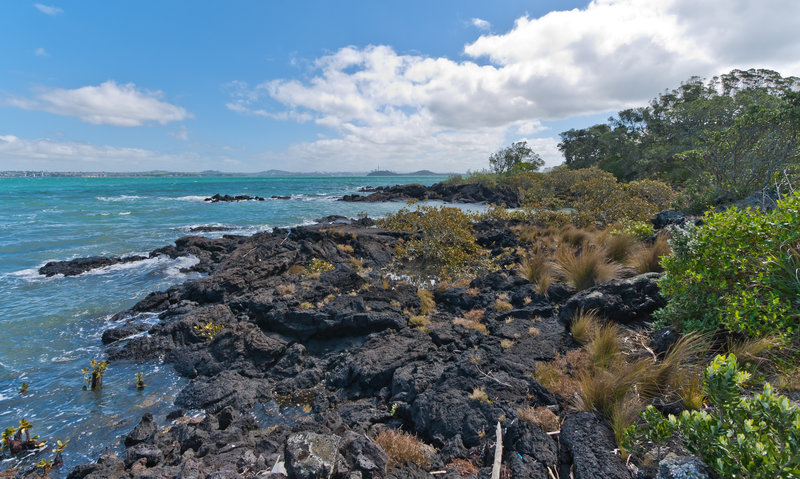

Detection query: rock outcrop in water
(341, 182), (520, 207)
(205, 194), (266, 203)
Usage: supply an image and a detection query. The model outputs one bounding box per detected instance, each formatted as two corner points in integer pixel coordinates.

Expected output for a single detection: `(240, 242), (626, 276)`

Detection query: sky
(1, 1), (799, 173)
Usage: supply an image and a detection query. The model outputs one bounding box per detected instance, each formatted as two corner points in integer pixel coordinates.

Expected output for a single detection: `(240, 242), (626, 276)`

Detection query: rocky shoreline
(340, 183), (520, 208)
(32, 208), (681, 479)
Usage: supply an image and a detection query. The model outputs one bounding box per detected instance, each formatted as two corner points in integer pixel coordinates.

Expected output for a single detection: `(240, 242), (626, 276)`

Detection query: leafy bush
(624, 354), (800, 479)
(656, 191), (800, 337)
(378, 205), (485, 280)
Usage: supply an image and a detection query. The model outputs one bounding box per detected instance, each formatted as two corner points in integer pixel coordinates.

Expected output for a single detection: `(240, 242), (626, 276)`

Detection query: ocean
(0, 175), (452, 475)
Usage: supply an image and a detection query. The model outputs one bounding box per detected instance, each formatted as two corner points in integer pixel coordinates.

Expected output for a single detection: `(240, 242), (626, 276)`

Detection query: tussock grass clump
(519, 252), (554, 287)
(532, 349), (589, 399)
(470, 387), (492, 404)
(517, 406), (560, 432)
(560, 226), (593, 247)
(453, 309), (488, 334)
(570, 309), (601, 345)
(587, 322), (621, 370)
(575, 358), (650, 418)
(555, 245), (620, 291)
(346, 256), (365, 272)
(727, 335), (780, 370)
(632, 234), (671, 273)
(602, 232), (638, 263)
(374, 429), (435, 470)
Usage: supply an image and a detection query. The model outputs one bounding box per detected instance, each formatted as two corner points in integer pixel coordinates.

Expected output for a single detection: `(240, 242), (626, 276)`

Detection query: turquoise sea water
(0, 175), (452, 475)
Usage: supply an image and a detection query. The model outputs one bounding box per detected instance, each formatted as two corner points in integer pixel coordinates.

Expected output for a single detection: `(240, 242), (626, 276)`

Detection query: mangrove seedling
(81, 359), (108, 390)
(53, 439), (68, 466)
(193, 321), (224, 341)
(5, 419), (45, 454)
(135, 372), (145, 389)
(19, 382), (28, 394)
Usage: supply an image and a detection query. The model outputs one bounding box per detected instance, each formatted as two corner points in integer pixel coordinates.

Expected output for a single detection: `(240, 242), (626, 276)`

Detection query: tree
(489, 141), (544, 174)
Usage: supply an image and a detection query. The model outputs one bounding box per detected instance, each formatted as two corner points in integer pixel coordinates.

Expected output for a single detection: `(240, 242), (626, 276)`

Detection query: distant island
(0, 169), (455, 178)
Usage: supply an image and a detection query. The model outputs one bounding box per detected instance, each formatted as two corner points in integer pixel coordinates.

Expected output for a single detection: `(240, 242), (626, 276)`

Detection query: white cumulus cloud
(8, 81), (191, 126)
(234, 0), (800, 172)
(34, 47), (48, 57)
(471, 18), (491, 31)
(34, 3), (62, 15)
(0, 134), (212, 171)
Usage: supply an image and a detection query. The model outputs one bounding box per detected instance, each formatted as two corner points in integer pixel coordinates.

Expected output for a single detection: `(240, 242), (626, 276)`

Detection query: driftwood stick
(491, 421), (503, 479)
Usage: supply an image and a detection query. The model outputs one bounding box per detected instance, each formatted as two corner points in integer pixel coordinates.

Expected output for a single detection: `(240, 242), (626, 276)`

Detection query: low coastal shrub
(656, 191), (800, 337)
(378, 205), (484, 281)
(624, 354), (800, 479)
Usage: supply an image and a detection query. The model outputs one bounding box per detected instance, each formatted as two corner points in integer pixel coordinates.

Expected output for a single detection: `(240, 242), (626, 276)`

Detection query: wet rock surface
(53, 215), (669, 478)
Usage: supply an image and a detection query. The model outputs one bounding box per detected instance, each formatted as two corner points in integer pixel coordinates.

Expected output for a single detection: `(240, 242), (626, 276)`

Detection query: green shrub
(624, 354), (800, 479)
(378, 205), (485, 280)
(655, 191), (800, 337)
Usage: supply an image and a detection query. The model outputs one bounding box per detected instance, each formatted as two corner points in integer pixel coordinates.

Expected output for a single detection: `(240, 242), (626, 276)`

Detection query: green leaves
(656, 192), (800, 338)
(626, 354), (800, 478)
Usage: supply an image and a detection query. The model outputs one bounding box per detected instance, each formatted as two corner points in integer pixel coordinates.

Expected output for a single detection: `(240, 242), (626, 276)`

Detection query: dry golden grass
(417, 289), (436, 315)
(346, 256), (365, 272)
(517, 406), (560, 432)
(631, 234), (671, 273)
(409, 315), (431, 327)
(609, 393), (644, 447)
(727, 335), (781, 369)
(277, 283), (296, 296)
(500, 339), (515, 349)
(532, 349), (589, 399)
(453, 310), (488, 334)
(555, 245), (621, 291)
(575, 358), (650, 418)
(528, 326), (541, 336)
(336, 243), (355, 254)
(287, 264), (306, 275)
(374, 429), (435, 470)
(465, 287), (480, 297)
(570, 309), (601, 345)
(446, 458), (480, 477)
(298, 302), (314, 310)
(495, 298), (513, 312)
(470, 387), (492, 404)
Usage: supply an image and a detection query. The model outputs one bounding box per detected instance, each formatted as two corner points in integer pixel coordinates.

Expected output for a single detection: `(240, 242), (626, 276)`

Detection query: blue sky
(1, 1), (799, 173)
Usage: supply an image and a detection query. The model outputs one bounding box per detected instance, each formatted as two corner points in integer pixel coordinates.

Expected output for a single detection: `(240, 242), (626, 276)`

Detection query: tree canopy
(489, 141), (544, 174)
(557, 69), (800, 209)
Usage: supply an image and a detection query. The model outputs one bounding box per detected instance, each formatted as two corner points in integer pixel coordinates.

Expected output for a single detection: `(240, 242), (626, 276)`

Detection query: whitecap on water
(169, 195), (207, 202)
(96, 195), (141, 202)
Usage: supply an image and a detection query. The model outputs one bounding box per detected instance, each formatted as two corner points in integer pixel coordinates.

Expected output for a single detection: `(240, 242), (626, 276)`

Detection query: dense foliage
(488, 140), (543, 174)
(624, 354), (800, 479)
(377, 204), (484, 280)
(655, 191), (800, 337)
(558, 69), (800, 210)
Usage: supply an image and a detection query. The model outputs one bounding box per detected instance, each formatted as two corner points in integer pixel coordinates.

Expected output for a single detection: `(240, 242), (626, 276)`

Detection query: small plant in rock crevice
(373, 429), (435, 470)
(193, 321), (224, 341)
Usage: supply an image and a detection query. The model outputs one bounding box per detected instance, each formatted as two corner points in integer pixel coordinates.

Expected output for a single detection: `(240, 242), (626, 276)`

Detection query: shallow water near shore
(0, 175), (462, 475)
